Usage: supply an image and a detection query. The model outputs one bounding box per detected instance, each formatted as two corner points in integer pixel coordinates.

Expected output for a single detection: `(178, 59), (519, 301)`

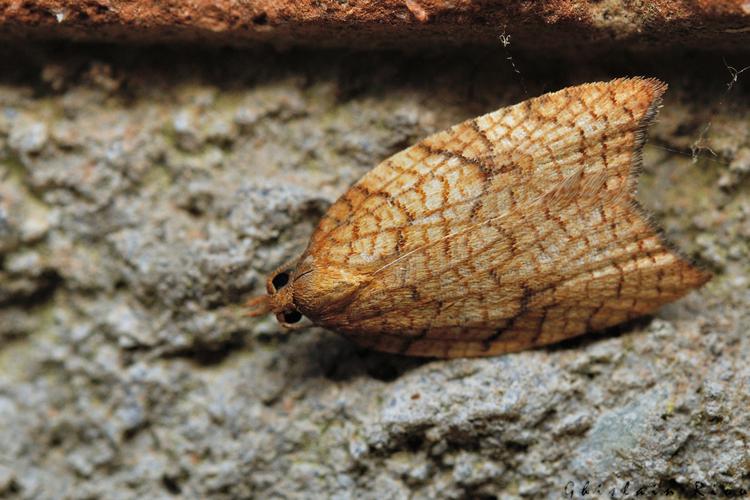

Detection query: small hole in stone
(253, 12), (268, 25)
(272, 272), (289, 291)
(162, 475), (182, 495)
(283, 310), (302, 324)
(405, 433), (424, 451)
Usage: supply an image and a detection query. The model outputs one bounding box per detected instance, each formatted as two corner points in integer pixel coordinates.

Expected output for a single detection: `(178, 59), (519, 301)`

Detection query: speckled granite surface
(0, 46), (748, 498)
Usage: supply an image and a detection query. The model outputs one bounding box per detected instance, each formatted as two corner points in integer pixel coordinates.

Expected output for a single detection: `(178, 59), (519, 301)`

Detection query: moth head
(245, 264), (306, 329)
(246, 255), (369, 328)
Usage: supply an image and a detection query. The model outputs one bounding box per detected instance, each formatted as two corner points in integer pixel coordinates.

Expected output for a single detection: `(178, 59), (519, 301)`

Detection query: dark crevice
(504, 440), (530, 453)
(461, 492), (497, 500)
(323, 346), (429, 382)
(122, 423), (147, 442)
(162, 475), (182, 495)
(364, 351), (431, 382)
(307, 333), (429, 382)
(405, 432), (424, 452)
(159, 331), (247, 366)
(365, 358), (403, 382)
(0, 269), (63, 308)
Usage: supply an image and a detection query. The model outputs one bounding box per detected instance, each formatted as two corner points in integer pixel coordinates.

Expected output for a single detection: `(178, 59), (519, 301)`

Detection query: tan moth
(247, 78), (710, 358)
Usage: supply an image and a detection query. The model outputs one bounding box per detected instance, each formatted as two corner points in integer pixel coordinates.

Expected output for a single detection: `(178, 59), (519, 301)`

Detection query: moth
(247, 78), (710, 358)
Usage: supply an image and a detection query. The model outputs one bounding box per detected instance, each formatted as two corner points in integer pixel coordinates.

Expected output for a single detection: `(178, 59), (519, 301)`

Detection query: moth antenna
(245, 295), (271, 318)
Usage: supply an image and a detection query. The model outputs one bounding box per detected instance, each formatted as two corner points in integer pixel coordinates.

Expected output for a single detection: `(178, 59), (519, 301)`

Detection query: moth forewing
(248, 78), (710, 358)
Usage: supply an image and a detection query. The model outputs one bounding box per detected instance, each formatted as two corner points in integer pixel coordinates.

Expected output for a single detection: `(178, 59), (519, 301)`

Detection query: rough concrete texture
(1, 45), (749, 499)
(2, 0), (750, 51)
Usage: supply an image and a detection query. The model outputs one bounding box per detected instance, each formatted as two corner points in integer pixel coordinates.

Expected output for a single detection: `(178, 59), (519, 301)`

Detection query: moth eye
(282, 310), (302, 324)
(271, 271), (290, 291)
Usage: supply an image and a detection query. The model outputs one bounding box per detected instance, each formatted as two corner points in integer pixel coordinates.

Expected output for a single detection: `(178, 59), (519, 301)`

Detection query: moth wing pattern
(344, 205), (708, 357)
(300, 78), (710, 358)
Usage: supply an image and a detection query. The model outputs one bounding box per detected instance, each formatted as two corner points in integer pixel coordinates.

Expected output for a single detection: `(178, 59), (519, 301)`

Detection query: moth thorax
(292, 266), (370, 319)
